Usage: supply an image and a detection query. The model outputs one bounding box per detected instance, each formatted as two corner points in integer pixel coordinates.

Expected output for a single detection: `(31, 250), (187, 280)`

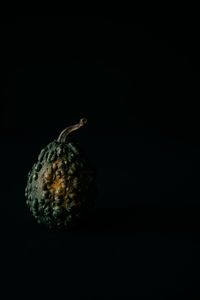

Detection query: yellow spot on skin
(49, 177), (66, 197)
(42, 159), (78, 209)
(50, 178), (62, 191)
(44, 159), (66, 199)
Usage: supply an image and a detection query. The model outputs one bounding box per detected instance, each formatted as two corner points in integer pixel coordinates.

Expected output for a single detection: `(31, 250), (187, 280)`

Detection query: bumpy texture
(25, 140), (95, 229)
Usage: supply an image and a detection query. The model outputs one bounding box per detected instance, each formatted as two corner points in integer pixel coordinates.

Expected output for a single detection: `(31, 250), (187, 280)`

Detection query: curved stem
(57, 118), (87, 143)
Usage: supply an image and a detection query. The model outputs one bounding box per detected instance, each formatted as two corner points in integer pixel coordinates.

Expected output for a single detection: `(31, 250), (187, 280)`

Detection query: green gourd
(25, 118), (96, 229)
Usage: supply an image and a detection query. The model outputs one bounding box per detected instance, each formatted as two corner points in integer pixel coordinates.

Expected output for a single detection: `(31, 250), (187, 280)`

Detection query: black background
(1, 9), (200, 298)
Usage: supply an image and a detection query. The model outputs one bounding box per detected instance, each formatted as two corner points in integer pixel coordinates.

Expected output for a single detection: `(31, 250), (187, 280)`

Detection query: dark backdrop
(1, 9), (200, 298)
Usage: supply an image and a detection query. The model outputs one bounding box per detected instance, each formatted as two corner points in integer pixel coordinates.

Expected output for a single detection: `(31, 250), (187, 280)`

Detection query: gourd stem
(57, 118), (87, 143)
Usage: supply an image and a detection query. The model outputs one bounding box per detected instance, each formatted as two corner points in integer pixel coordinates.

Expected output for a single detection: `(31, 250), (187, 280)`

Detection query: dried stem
(57, 118), (87, 143)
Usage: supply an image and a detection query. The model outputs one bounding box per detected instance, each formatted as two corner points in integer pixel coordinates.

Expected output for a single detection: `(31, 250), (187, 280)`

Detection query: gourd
(25, 118), (95, 229)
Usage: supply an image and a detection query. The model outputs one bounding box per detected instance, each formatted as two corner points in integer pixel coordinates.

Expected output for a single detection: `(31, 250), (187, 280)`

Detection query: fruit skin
(25, 139), (95, 229)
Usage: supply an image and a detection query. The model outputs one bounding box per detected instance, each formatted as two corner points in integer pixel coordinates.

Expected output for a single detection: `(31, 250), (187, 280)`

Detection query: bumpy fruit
(25, 118), (95, 229)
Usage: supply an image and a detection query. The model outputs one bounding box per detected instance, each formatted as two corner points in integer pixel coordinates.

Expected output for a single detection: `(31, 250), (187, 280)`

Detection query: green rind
(25, 140), (95, 229)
